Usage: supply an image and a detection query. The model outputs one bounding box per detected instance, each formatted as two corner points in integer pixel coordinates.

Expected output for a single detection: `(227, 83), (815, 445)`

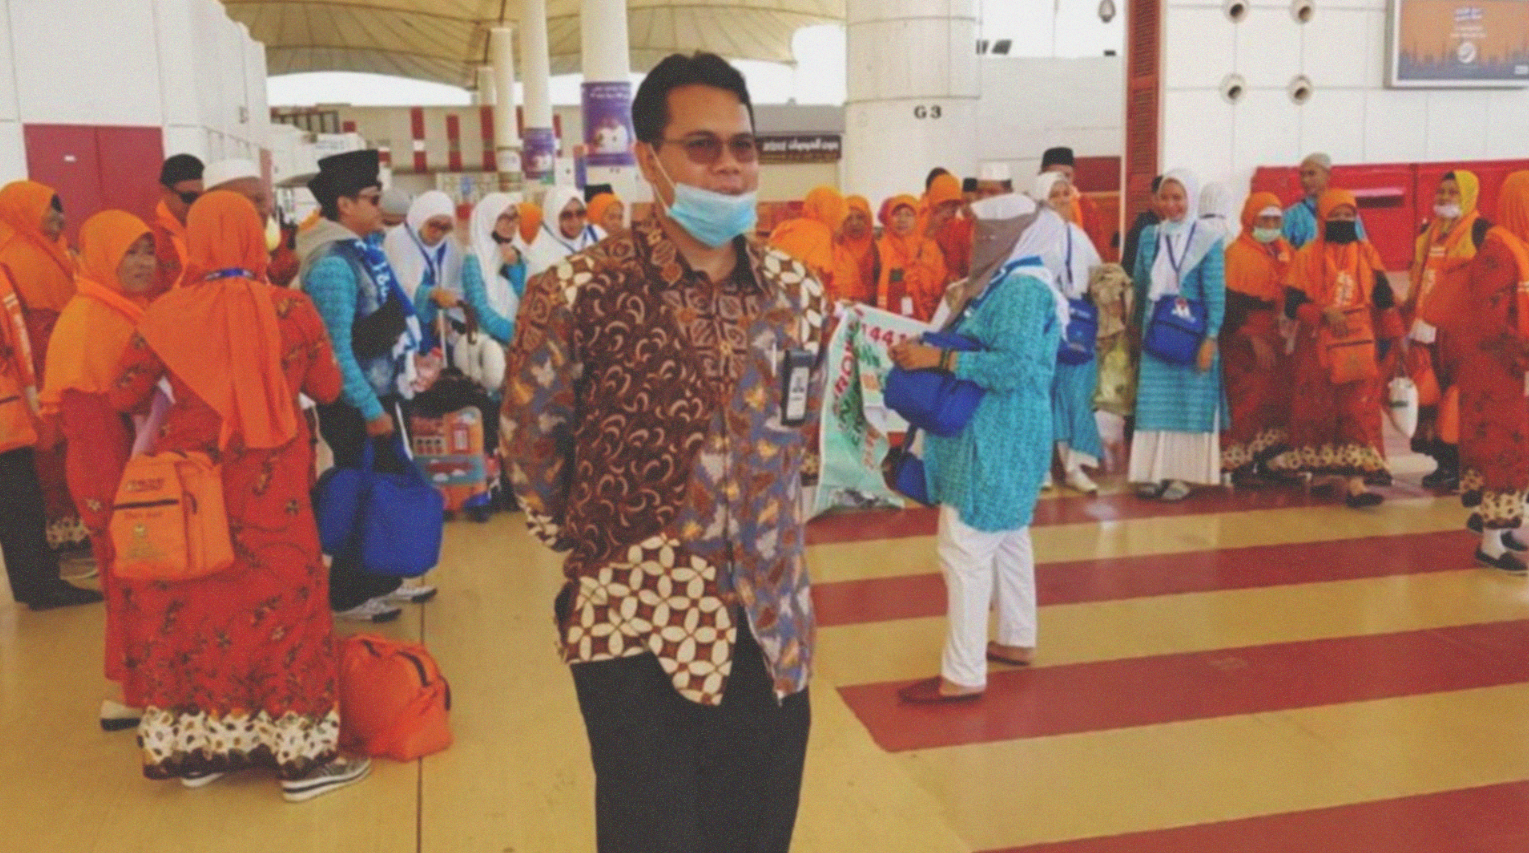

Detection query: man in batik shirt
(502, 52), (827, 853)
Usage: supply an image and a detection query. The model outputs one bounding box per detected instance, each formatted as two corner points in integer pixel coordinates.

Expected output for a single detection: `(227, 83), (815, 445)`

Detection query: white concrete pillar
(844, 0), (980, 209)
(475, 66), (496, 106)
(580, 0), (638, 197)
(520, 0), (556, 182)
(490, 26), (522, 175)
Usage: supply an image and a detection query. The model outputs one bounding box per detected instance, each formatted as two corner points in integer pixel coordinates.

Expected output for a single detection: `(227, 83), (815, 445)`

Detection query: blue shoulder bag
(1058, 297), (1099, 365)
(313, 435), (446, 577)
(1142, 224), (1208, 366)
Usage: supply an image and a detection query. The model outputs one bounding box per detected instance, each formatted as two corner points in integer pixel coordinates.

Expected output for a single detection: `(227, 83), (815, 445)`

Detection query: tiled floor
(5, 455), (1526, 852)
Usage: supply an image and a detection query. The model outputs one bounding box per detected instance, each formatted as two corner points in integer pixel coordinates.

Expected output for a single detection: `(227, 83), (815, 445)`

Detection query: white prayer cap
(978, 162), (1012, 183)
(1300, 152), (1332, 171)
(1258, 205), (1283, 218)
(203, 158), (262, 189)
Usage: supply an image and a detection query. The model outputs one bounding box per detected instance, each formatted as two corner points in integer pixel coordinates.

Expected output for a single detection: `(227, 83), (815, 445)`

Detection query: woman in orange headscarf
(836, 194), (877, 303)
(1267, 189), (1403, 507)
(926, 173), (972, 283)
(106, 192), (367, 798)
(1401, 170), (1487, 491)
(0, 180), (83, 547)
(587, 191), (626, 239)
(42, 211), (163, 721)
(1453, 171), (1529, 571)
(769, 185), (860, 302)
(1220, 192), (1295, 480)
(876, 195), (947, 321)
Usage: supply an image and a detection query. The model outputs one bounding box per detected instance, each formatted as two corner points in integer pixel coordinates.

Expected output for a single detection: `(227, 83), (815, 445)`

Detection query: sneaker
(99, 699), (142, 732)
(1504, 531), (1529, 554)
(333, 598), (402, 623)
(1476, 549), (1528, 575)
(180, 770), (226, 789)
(1135, 481), (1166, 500)
(1064, 467), (1099, 495)
(1468, 513), (1485, 534)
(387, 584), (437, 604)
(282, 757), (371, 803)
(1159, 480), (1193, 502)
(1344, 491), (1384, 509)
(1421, 466), (1459, 491)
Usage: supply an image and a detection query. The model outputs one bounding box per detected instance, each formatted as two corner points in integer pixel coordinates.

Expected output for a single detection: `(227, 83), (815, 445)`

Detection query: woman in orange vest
(108, 192), (368, 798)
(1454, 171), (1529, 572)
(0, 180), (83, 549)
(876, 195), (947, 321)
(1267, 189), (1404, 507)
(1220, 192), (1295, 481)
(42, 211), (167, 722)
(1402, 170), (1488, 491)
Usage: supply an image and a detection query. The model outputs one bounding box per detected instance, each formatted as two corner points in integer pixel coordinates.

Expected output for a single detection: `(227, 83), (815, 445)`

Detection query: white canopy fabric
(222, 0), (845, 87)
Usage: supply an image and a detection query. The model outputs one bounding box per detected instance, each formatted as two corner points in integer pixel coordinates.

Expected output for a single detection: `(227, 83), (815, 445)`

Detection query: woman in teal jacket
(890, 194), (1065, 702)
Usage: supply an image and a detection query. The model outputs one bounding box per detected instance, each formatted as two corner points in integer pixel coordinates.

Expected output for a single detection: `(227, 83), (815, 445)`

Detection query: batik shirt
(503, 215), (828, 706)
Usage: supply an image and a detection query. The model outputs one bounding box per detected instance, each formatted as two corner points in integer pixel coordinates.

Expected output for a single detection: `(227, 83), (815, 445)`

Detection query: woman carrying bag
(107, 192), (371, 800)
(888, 193), (1065, 703)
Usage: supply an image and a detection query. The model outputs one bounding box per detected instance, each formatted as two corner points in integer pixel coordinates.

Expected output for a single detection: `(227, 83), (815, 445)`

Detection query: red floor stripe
(837, 620), (1529, 752)
(806, 480), (1432, 545)
(812, 529), (1472, 627)
(983, 780), (1529, 853)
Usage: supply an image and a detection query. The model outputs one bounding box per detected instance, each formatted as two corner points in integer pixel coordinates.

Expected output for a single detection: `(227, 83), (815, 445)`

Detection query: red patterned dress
(107, 288), (343, 780)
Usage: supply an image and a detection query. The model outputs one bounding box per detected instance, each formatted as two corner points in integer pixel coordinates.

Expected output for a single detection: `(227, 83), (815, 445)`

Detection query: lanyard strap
(203, 268), (256, 281)
(1162, 222), (1198, 278)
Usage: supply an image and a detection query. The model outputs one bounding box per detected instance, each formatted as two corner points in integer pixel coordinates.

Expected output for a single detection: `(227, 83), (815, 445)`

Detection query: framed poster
(1389, 0), (1529, 87)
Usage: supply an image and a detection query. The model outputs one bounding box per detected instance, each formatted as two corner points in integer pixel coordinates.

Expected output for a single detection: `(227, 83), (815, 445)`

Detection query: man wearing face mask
(202, 158), (298, 286)
(502, 51), (827, 853)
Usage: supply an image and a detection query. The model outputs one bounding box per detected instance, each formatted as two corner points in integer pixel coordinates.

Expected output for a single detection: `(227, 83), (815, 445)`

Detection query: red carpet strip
(813, 529), (1472, 627)
(837, 619), (1529, 752)
(806, 480), (1431, 545)
(983, 780), (1529, 853)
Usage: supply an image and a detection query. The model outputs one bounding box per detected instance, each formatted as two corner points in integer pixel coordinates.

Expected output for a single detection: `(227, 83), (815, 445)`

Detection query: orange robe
(1220, 192), (1294, 472)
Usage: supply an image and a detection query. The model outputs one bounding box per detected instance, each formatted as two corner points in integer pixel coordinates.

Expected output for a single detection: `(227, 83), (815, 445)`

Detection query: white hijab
(1028, 172), (1100, 300)
(969, 193), (1071, 332)
(1149, 168), (1223, 302)
(469, 191), (527, 319)
(524, 187), (599, 277)
(383, 190), (464, 300)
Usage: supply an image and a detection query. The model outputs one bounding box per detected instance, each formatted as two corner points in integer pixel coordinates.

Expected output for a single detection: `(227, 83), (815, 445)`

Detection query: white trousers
(936, 505), (1037, 689)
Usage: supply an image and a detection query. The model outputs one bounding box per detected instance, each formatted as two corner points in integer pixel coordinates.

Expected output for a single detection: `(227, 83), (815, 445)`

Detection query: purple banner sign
(581, 81), (636, 167)
(523, 127), (557, 181)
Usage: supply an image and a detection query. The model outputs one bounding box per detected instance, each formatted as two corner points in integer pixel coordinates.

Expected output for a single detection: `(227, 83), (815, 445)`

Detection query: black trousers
(316, 398), (408, 610)
(0, 447), (61, 602)
(571, 615), (811, 853)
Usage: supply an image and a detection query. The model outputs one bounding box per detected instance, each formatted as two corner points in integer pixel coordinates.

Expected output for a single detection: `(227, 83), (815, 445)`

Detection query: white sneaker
(333, 598), (402, 623)
(386, 583), (437, 604)
(282, 757), (371, 803)
(99, 699), (142, 732)
(181, 770), (226, 789)
(1064, 467), (1099, 495)
(1040, 472), (1056, 491)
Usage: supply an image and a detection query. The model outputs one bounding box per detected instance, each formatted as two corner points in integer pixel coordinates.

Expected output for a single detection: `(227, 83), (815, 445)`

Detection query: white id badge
(1410, 318), (1437, 344)
(781, 349), (813, 426)
(901, 296), (914, 316)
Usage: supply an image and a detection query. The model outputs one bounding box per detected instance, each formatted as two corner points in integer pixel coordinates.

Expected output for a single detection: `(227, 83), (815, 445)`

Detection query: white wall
(977, 55), (1124, 181)
(0, 0), (268, 163)
(981, 0), (1125, 58)
(1158, 0), (1529, 196)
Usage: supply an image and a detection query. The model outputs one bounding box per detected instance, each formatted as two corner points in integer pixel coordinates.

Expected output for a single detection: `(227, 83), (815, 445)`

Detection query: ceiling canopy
(222, 0), (844, 87)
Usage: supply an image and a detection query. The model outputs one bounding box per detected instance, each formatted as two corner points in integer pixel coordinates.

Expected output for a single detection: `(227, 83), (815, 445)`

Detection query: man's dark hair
(961, 177), (979, 194)
(925, 167), (951, 190)
(633, 52), (754, 145)
(159, 154), (204, 187)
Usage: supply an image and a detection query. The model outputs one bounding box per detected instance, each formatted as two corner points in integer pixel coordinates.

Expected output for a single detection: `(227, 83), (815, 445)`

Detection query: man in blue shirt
(298, 150), (437, 622)
(1283, 152), (1367, 248)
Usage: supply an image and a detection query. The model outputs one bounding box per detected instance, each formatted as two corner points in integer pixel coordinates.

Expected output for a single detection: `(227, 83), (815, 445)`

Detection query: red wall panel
(24, 124), (163, 245)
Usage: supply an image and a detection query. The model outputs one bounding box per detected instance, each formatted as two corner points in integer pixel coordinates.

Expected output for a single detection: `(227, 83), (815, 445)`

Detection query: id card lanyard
(1161, 222), (1198, 294)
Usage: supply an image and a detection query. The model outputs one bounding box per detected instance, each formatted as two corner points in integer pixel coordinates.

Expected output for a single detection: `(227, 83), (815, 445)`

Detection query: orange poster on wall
(1390, 0), (1529, 87)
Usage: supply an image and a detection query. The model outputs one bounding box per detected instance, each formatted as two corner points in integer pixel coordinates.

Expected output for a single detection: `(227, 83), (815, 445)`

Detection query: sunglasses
(558, 209), (586, 220)
(175, 190), (201, 205)
(490, 232), (516, 244)
(660, 133), (758, 165)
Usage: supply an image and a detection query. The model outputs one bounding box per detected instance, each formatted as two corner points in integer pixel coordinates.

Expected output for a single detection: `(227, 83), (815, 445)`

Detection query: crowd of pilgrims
(764, 149), (1529, 574)
(3, 143), (1529, 791)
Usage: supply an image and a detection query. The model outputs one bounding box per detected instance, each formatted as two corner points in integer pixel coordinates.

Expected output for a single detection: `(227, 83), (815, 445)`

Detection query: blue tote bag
(314, 436), (445, 577)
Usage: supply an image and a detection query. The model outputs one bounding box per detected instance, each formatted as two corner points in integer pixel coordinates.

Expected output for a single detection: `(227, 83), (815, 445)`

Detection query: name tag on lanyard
(780, 349), (813, 426)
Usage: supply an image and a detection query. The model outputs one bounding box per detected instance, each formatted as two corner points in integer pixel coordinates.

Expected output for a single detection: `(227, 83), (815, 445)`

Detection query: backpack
(110, 451), (235, 582)
(338, 634), (453, 761)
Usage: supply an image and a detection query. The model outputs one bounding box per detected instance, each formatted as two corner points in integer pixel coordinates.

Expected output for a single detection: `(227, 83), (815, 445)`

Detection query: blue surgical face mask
(652, 159), (757, 248)
(1252, 227), (1281, 244)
